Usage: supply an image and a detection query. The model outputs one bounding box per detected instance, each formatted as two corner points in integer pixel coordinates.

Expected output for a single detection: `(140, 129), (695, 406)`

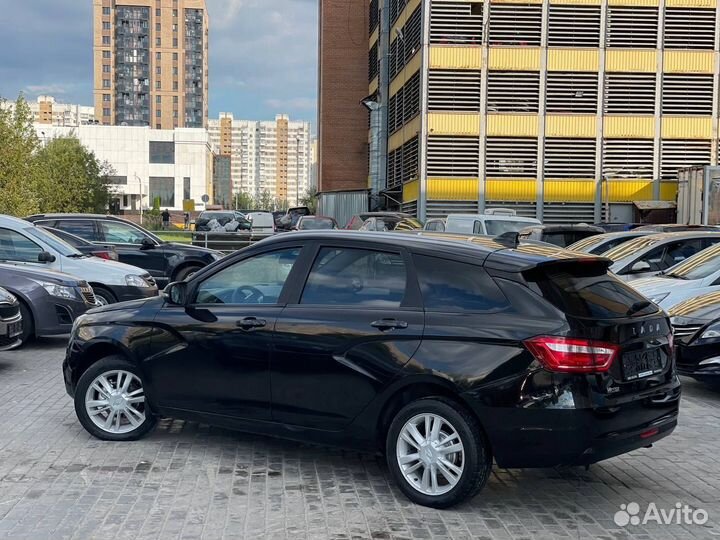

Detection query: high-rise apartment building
(93, 0), (209, 129)
(352, 0), (720, 223)
(208, 114), (313, 206)
(1, 96), (97, 127)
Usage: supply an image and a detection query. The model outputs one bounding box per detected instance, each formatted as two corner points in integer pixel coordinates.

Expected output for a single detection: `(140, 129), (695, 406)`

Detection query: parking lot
(0, 338), (718, 540)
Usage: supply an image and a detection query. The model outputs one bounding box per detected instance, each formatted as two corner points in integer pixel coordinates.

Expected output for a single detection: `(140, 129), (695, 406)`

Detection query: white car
(0, 215), (158, 305)
(424, 211), (540, 236)
(630, 242), (720, 309)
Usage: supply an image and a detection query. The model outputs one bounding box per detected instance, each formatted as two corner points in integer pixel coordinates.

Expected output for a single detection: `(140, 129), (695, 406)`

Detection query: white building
(35, 125), (214, 212)
(2, 96), (97, 126)
(208, 114), (312, 206)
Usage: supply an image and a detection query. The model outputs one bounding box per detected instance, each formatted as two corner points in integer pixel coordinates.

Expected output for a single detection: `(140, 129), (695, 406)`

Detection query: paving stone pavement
(0, 337), (719, 540)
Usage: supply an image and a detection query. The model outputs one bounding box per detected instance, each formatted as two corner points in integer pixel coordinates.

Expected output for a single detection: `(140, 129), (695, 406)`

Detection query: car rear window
(527, 264), (659, 319)
(603, 236), (659, 261)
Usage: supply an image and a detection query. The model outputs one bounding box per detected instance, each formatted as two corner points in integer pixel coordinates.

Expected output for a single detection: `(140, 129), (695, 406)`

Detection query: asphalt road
(1, 337), (719, 539)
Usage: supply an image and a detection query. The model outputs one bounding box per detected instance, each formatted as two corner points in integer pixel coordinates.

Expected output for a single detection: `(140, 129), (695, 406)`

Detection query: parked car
(359, 215), (423, 232)
(424, 213), (541, 236)
(346, 212), (415, 230)
(594, 223), (643, 233)
(195, 211), (251, 232)
(630, 242), (720, 308)
(276, 206), (312, 231)
(0, 215), (157, 306)
(603, 232), (720, 282)
(670, 290), (720, 390)
(26, 214), (223, 286)
(63, 231), (679, 508)
(634, 224), (720, 233)
(567, 231), (653, 255)
(0, 263), (96, 345)
(246, 212), (276, 235)
(517, 224), (604, 247)
(295, 216), (339, 230)
(0, 286), (22, 351)
(39, 226), (118, 261)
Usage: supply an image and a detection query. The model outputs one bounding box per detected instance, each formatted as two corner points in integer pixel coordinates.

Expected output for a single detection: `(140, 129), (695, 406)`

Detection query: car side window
(194, 248), (300, 305)
(301, 247), (407, 307)
(100, 221), (150, 245)
(413, 255), (510, 312)
(0, 228), (43, 263)
(54, 220), (97, 241)
(664, 239), (705, 266)
(472, 221), (484, 235)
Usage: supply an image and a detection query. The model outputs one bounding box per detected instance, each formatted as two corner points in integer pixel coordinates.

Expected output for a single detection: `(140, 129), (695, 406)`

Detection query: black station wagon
(63, 231), (680, 508)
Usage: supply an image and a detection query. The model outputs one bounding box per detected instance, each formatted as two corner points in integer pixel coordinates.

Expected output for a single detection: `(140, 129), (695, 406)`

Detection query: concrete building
(325, 0), (720, 224)
(317, 0), (371, 222)
(36, 125), (214, 211)
(93, 0), (209, 129)
(208, 114), (313, 206)
(0, 96), (97, 127)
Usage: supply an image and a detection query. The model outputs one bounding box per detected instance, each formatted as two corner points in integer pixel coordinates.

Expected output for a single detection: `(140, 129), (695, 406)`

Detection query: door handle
(370, 318), (409, 331)
(236, 317), (267, 330)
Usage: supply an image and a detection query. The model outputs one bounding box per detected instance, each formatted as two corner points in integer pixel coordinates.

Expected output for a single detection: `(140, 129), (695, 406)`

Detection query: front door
(145, 246), (303, 421)
(272, 244), (424, 430)
(96, 220), (168, 280)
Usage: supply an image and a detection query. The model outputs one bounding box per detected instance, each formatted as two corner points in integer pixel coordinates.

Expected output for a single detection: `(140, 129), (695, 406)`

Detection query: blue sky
(0, 0), (318, 123)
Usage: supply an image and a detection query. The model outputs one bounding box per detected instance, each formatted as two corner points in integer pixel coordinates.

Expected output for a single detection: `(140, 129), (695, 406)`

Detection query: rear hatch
(522, 260), (676, 400)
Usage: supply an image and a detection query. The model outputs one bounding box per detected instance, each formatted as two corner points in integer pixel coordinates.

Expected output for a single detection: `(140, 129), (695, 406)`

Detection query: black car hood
(164, 242), (220, 256)
(0, 263), (82, 286)
(88, 296), (159, 314)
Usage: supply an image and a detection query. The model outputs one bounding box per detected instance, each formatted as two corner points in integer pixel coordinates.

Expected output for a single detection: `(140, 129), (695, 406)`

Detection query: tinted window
(24, 227), (82, 257)
(530, 265), (658, 319)
(414, 255), (510, 312)
(53, 220), (97, 241)
(666, 243), (720, 280)
(100, 221), (151, 244)
(297, 217), (337, 230)
(149, 141), (175, 164)
(195, 249), (299, 305)
(485, 220), (534, 236)
(301, 248), (407, 307)
(0, 229), (43, 263)
(628, 239), (707, 274)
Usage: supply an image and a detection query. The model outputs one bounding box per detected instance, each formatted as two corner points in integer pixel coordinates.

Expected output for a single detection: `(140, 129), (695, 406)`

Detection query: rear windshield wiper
(627, 300), (652, 316)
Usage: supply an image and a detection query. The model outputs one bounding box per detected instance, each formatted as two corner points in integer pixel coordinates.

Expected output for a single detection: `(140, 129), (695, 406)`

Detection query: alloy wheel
(84, 370), (146, 434)
(396, 413), (465, 496)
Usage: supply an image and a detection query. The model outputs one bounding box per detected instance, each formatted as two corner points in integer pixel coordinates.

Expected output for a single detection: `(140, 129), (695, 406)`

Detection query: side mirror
(163, 281), (188, 305)
(140, 238), (155, 250)
(631, 261), (652, 273)
(38, 251), (56, 263)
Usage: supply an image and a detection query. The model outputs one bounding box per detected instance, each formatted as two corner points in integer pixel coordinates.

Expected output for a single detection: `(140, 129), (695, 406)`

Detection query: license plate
(622, 347), (664, 381)
(6, 321), (22, 338)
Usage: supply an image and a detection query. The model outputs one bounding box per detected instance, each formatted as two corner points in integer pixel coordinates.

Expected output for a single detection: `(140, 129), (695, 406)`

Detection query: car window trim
(98, 219), (160, 246)
(186, 243), (313, 308)
(287, 241), (422, 309)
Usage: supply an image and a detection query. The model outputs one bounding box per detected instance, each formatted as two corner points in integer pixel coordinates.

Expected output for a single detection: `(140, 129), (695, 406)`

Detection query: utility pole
(296, 135), (301, 206)
(134, 173), (144, 225)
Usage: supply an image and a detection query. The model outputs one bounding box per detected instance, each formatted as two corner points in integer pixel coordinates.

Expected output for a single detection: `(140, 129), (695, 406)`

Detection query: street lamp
(296, 135), (302, 207)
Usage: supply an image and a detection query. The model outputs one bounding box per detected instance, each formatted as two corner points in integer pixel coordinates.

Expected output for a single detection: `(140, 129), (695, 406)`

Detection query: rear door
(271, 242), (424, 430)
(96, 219), (168, 279)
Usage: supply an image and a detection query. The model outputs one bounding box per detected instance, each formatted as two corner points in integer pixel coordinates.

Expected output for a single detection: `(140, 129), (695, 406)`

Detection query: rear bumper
(465, 379), (681, 469)
(106, 284), (159, 303)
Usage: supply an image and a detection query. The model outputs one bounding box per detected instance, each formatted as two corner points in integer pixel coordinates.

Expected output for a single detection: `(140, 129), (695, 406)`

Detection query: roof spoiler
(494, 231), (520, 248)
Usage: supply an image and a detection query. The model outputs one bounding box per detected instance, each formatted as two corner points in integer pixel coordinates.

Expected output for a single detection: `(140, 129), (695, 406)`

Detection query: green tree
(256, 190), (274, 212)
(35, 136), (112, 213)
(0, 95), (41, 216)
(233, 191), (254, 211)
(299, 187), (318, 213)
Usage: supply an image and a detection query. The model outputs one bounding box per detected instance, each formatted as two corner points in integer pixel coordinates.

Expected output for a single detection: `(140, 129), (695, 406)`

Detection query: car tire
(385, 397), (492, 509)
(92, 286), (116, 306)
(174, 265), (202, 281)
(17, 301), (34, 346)
(74, 355), (156, 441)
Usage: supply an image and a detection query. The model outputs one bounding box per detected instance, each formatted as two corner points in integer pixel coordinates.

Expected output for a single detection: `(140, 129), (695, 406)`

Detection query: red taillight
(524, 336), (620, 374)
(94, 251), (114, 260)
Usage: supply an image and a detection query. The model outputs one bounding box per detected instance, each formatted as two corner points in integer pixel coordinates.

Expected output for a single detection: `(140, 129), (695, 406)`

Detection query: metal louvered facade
(367, 0), (720, 223)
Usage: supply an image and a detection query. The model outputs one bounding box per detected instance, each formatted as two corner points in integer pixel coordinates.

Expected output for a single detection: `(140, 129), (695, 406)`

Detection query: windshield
(567, 235), (606, 253)
(485, 220), (535, 236)
(24, 226), (83, 257)
(603, 236), (660, 261)
(666, 243), (720, 280)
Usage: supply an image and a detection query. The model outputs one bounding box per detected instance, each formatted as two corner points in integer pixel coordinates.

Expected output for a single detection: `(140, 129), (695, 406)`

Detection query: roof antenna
(495, 231), (520, 248)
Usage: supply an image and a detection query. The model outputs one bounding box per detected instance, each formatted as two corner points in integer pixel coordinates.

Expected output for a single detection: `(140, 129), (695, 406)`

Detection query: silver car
(630, 242), (720, 309)
(567, 231), (653, 255)
(603, 232), (720, 282)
